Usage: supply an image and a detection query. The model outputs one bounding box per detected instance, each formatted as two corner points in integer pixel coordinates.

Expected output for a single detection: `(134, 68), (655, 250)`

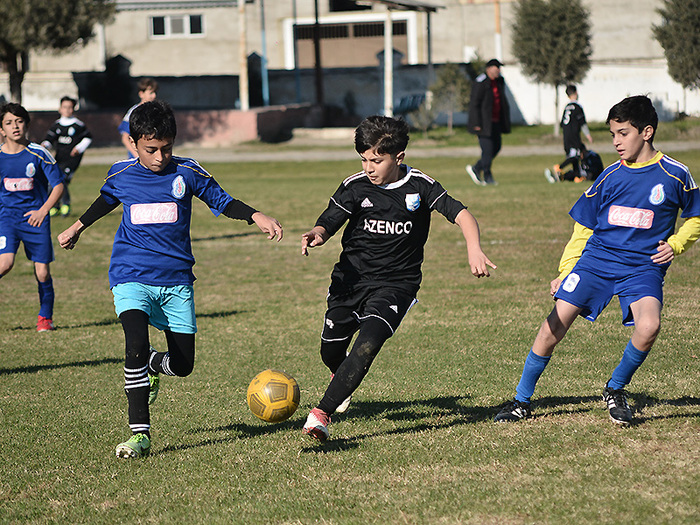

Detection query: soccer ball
(246, 369), (300, 423)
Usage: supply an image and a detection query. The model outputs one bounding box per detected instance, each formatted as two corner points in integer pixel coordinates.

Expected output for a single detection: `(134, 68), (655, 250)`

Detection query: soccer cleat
(49, 207), (59, 217)
(483, 173), (498, 185)
(303, 408), (331, 442)
(466, 164), (485, 186)
(148, 373), (160, 405)
(336, 395), (352, 414)
(494, 399), (532, 422)
(552, 164), (562, 179)
(59, 204), (71, 216)
(115, 433), (151, 458)
(603, 383), (632, 426)
(573, 176), (586, 183)
(544, 168), (558, 184)
(36, 316), (55, 332)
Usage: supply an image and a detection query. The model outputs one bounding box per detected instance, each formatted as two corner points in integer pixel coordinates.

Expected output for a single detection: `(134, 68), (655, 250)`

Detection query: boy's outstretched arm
(301, 226), (330, 256)
(251, 211), (283, 242)
(57, 194), (120, 250)
(454, 209), (496, 278)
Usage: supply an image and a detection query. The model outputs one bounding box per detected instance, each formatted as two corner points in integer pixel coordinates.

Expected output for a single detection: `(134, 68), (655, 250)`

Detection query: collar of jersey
(623, 151), (663, 169)
(377, 165), (412, 190)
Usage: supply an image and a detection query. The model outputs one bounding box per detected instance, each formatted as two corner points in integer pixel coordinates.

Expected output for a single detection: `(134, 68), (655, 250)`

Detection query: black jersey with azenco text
(316, 166), (466, 294)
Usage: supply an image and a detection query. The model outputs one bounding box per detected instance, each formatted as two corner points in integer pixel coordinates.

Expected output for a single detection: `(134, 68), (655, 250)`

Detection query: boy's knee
(634, 316), (661, 342)
(170, 359), (194, 377)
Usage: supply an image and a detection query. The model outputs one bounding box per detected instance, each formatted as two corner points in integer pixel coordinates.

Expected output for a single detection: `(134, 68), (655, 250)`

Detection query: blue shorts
(555, 265), (664, 326)
(112, 282), (197, 333)
(0, 212), (54, 263)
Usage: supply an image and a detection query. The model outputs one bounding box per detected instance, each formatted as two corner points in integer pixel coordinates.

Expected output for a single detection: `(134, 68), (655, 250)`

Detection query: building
(8, 0), (698, 133)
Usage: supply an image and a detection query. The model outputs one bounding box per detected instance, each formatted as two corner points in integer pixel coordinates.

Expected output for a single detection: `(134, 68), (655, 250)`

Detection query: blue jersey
(0, 143), (63, 215)
(570, 152), (700, 268)
(118, 103), (139, 158)
(101, 156), (234, 287)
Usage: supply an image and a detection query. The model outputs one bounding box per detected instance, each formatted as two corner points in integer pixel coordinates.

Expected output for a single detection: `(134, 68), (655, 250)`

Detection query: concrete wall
(27, 104), (321, 148)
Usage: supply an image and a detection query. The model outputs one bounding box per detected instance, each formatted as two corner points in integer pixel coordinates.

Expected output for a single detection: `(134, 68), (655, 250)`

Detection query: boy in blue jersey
(0, 103), (64, 331)
(300, 116), (496, 442)
(495, 95), (700, 426)
(118, 77), (158, 158)
(58, 100), (283, 458)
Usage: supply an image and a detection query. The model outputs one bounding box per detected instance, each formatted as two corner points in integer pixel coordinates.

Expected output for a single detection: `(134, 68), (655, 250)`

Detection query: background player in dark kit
(42, 96), (92, 216)
(301, 115), (496, 442)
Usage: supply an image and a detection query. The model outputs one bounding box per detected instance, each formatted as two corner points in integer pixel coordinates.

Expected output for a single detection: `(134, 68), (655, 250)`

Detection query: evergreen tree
(0, 0), (115, 103)
(429, 63), (472, 134)
(653, 0), (700, 93)
(511, 0), (592, 134)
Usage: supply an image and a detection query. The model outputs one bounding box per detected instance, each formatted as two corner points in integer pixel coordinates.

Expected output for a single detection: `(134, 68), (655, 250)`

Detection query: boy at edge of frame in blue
(495, 95), (700, 427)
(300, 115), (497, 442)
(0, 102), (64, 332)
(58, 100), (283, 459)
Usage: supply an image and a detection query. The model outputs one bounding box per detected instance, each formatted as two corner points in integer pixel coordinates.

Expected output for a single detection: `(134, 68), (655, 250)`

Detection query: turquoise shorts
(112, 283), (197, 333)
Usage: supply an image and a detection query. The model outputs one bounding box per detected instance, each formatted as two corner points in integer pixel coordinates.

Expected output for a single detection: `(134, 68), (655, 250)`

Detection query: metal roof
(356, 0), (444, 13)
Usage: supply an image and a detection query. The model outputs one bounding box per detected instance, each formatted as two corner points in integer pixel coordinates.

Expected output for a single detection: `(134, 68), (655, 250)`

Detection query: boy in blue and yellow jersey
(0, 103), (64, 331)
(58, 100), (283, 458)
(495, 95), (700, 426)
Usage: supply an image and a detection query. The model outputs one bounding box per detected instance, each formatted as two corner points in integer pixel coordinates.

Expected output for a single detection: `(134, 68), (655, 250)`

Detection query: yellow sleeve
(667, 216), (700, 255)
(557, 222), (593, 280)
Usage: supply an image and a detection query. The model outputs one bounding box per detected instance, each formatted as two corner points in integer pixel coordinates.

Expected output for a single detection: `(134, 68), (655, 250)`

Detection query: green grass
(1, 149), (699, 524)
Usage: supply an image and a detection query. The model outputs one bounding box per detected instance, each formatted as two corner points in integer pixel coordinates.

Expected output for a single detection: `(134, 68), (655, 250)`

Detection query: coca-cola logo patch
(130, 202), (178, 224)
(608, 205), (654, 229)
(4, 178), (34, 191)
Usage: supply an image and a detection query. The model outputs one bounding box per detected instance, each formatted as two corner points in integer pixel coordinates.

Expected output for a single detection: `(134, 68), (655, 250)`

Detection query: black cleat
(494, 399), (532, 422)
(603, 383), (632, 426)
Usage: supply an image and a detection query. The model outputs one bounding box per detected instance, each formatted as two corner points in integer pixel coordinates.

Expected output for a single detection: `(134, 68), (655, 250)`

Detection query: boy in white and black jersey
(301, 115), (496, 442)
(41, 96), (92, 216)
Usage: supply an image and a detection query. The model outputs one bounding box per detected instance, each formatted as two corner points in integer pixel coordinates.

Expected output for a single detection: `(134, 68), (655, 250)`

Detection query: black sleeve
(79, 194), (120, 227)
(223, 199), (258, 224)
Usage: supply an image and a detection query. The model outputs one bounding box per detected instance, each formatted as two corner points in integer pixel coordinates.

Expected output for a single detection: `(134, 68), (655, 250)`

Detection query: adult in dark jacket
(466, 59), (511, 185)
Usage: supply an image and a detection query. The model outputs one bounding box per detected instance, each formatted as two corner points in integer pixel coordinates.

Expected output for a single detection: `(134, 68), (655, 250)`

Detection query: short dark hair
(60, 96), (77, 107)
(129, 100), (177, 143)
(138, 77), (158, 93)
(606, 95), (658, 143)
(0, 102), (30, 125)
(354, 115), (409, 155)
(565, 84), (577, 97)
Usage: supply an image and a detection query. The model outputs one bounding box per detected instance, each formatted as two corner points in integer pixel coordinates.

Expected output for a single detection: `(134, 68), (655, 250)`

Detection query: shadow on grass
(0, 357), (122, 376)
(192, 232), (256, 242)
(629, 394), (700, 423)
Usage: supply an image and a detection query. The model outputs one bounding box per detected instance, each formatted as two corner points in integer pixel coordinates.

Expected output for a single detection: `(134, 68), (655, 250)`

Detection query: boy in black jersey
(300, 115), (496, 441)
(41, 96), (92, 216)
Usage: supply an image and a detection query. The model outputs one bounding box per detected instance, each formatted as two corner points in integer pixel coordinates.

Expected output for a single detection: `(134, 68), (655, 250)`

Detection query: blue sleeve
(118, 120), (129, 135)
(100, 168), (120, 206)
(185, 162), (233, 216)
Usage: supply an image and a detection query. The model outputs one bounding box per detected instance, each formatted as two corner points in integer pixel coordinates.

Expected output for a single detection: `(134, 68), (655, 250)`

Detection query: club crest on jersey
(648, 183), (665, 205)
(405, 193), (420, 211)
(171, 175), (186, 199)
(25, 163), (36, 177)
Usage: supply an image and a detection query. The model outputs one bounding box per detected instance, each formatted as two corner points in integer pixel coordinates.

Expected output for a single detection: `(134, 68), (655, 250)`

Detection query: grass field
(1, 145), (698, 524)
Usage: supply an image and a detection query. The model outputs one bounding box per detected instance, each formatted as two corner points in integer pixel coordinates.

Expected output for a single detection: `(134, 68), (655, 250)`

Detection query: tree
(653, 0), (700, 95)
(429, 63), (472, 134)
(0, 0), (115, 103)
(511, 0), (592, 134)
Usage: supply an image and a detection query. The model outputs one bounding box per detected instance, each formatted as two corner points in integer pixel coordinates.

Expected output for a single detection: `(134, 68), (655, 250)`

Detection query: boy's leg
(319, 305), (359, 373)
(607, 296), (660, 390)
(150, 330), (196, 377)
(0, 252), (15, 277)
(34, 263), (55, 330)
(118, 309), (152, 446)
(317, 317), (393, 414)
(495, 300), (581, 422)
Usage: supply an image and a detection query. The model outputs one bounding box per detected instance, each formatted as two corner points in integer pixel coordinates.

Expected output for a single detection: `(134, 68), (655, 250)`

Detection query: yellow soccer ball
(246, 369), (300, 423)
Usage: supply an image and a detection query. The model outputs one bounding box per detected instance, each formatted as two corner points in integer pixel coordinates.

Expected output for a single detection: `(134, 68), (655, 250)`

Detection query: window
(149, 14), (204, 38)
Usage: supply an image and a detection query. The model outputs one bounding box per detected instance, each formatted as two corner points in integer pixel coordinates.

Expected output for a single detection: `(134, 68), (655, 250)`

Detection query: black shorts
(322, 285), (417, 342)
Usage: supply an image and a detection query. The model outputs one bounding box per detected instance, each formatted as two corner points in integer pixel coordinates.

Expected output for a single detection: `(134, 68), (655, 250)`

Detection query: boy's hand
(301, 227), (328, 256)
(57, 221), (84, 250)
(467, 249), (497, 278)
(651, 240), (674, 265)
(252, 212), (283, 242)
(24, 209), (48, 228)
(550, 278), (562, 297)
